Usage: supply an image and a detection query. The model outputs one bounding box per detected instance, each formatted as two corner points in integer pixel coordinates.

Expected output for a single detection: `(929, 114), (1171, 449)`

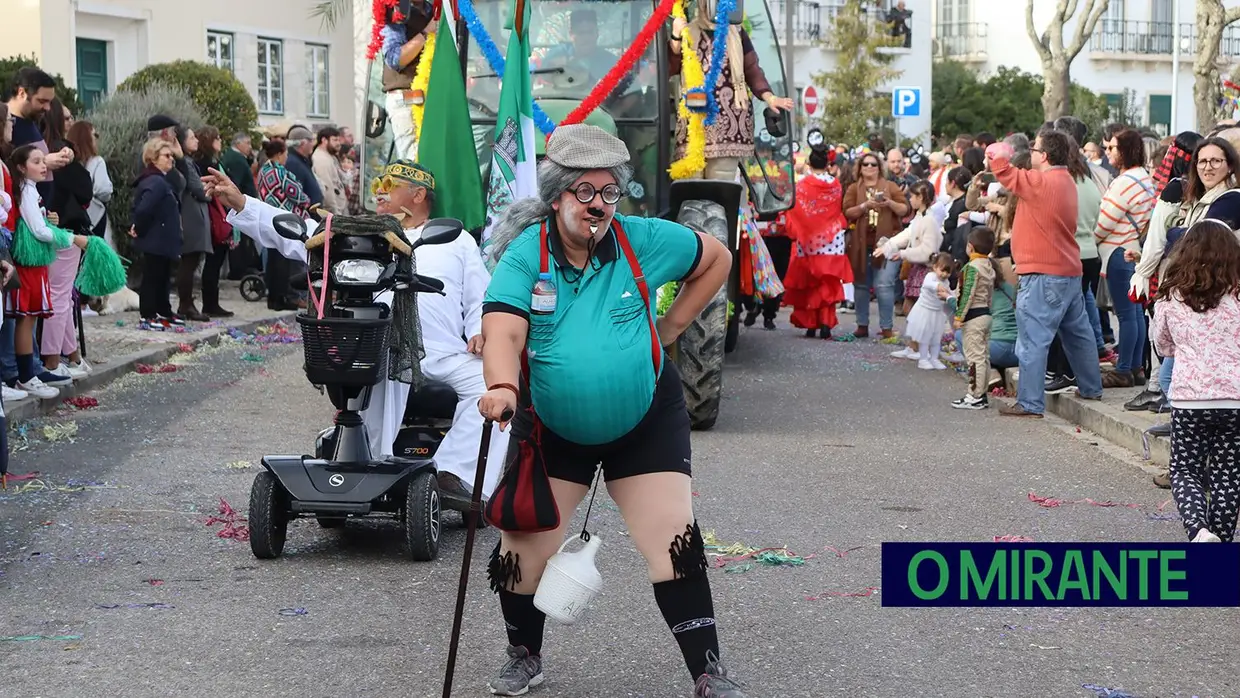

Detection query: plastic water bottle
(531, 272), (557, 316)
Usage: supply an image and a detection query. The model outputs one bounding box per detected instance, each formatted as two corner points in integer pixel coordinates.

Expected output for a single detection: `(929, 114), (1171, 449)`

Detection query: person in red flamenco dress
(783, 143), (854, 339)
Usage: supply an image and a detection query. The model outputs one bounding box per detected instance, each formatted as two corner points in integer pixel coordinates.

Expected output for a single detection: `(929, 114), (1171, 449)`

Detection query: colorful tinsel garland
(411, 30), (437, 140)
(668, 0), (707, 179)
(458, 0), (557, 135)
(367, 0), (405, 61)
(701, 0), (735, 127)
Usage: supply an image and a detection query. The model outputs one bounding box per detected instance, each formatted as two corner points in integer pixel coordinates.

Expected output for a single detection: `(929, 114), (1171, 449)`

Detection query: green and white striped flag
(480, 0), (539, 270)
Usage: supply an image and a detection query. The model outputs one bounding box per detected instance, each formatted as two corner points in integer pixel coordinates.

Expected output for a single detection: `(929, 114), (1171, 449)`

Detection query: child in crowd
(6, 145), (90, 399)
(951, 227), (999, 410)
(1150, 219), (1240, 543)
(896, 252), (956, 370)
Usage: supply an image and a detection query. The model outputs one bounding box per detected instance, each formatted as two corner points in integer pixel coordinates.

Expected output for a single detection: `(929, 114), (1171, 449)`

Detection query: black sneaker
(487, 645), (544, 696)
(694, 651), (748, 698)
(1045, 375), (1077, 395)
(951, 394), (989, 410)
(762, 318), (776, 331)
(742, 308), (760, 327)
(1148, 396), (1171, 414)
(1147, 422), (1171, 437)
(1124, 389), (1162, 411)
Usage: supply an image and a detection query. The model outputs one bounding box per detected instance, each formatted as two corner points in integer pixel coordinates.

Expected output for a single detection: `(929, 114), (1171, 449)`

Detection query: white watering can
(534, 533), (602, 625)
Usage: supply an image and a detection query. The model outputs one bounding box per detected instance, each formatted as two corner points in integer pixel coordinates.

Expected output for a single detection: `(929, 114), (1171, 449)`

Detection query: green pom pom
(75, 237), (129, 297)
(12, 219), (59, 267)
(51, 225), (72, 250)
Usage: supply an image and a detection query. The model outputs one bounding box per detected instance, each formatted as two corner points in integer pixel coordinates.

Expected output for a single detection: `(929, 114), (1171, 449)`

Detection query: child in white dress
(896, 252), (956, 370)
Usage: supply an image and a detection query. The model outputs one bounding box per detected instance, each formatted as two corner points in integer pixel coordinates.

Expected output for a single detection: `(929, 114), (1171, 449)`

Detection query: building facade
(2, 0), (357, 131)
(932, 0), (1240, 136)
(770, 0), (934, 148)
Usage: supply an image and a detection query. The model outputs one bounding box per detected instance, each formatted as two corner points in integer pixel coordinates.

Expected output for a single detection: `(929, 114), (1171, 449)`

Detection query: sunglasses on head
(568, 181), (623, 205)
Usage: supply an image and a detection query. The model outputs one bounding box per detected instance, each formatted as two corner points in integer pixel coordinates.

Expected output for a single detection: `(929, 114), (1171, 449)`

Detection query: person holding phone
(842, 151), (909, 338)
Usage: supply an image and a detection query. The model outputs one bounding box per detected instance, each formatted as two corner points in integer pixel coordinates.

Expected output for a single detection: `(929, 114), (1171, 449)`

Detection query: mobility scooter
(247, 212), (465, 562)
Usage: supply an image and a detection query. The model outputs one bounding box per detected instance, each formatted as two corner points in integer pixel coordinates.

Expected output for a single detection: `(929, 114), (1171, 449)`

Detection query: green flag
(416, 12), (485, 231)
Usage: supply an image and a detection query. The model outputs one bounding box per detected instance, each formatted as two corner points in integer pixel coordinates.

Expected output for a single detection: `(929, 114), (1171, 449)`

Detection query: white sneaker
(16, 377), (59, 399)
(931, 359), (948, 370)
(917, 359), (936, 370)
(2, 384), (28, 401)
(66, 360), (91, 379)
(1192, 528), (1222, 543)
(943, 352), (965, 363)
(890, 347), (918, 359)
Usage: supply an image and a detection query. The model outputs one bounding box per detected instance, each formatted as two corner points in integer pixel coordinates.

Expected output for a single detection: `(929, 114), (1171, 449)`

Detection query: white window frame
(306, 43), (331, 119)
(257, 37), (284, 115)
(206, 31), (235, 74)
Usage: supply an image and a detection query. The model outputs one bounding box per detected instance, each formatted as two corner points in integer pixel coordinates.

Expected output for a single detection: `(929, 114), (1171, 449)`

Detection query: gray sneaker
(488, 645), (544, 696)
(694, 651), (748, 697)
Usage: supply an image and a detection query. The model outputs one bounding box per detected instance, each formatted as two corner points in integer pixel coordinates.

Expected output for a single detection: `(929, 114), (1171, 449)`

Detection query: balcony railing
(934, 22), (988, 60)
(1090, 19), (1240, 58)
(767, 0), (896, 44)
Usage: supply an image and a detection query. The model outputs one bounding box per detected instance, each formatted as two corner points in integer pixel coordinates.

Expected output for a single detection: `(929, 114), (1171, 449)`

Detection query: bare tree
(1194, 0), (1240, 131)
(1025, 0), (1110, 121)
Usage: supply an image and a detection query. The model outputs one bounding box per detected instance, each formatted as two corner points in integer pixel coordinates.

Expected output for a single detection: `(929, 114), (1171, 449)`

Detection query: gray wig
(488, 156), (633, 262)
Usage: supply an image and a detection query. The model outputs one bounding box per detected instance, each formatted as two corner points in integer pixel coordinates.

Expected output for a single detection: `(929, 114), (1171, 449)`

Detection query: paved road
(0, 316), (1231, 698)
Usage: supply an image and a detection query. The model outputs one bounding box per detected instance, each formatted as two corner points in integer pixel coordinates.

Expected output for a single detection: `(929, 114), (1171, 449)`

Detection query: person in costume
(205, 160), (510, 502)
(668, 0), (793, 183)
(782, 142), (852, 339)
(379, 0), (437, 161)
(476, 124), (747, 697)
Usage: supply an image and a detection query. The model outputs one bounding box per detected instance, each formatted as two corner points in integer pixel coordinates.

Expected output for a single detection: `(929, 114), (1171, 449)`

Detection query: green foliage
(813, 0), (903, 146)
(118, 61), (257, 139)
(932, 60), (1111, 143)
(89, 84), (206, 261)
(0, 54), (83, 115)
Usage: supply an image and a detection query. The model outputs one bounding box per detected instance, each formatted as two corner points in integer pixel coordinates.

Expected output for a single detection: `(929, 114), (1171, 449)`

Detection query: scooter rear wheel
(405, 471), (441, 561)
(250, 471), (289, 559)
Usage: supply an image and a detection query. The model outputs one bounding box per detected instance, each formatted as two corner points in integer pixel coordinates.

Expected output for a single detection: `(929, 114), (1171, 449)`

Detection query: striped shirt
(1095, 167), (1155, 274)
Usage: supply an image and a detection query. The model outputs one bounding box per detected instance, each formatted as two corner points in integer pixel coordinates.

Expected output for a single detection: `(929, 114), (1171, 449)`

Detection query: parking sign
(892, 87), (921, 118)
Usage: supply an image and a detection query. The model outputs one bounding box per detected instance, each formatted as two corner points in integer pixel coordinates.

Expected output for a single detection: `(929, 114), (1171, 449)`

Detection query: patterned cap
(544, 124), (630, 170)
(384, 160), (436, 190)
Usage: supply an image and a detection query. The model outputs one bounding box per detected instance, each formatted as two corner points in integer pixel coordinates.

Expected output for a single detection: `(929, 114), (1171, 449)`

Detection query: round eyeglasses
(568, 182), (623, 206)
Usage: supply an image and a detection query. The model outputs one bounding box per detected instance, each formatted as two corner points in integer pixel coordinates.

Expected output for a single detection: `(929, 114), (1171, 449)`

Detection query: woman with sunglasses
(842, 151), (909, 338)
(478, 125), (747, 697)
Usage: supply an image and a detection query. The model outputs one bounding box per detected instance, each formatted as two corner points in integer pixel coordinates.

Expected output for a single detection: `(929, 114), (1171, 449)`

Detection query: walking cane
(441, 408), (512, 698)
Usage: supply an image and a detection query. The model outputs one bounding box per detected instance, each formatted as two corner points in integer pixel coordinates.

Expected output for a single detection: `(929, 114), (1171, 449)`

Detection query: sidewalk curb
(6, 311), (298, 426)
(995, 367), (1170, 467)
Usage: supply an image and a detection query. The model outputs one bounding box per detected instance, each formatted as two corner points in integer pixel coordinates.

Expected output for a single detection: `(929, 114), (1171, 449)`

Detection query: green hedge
(118, 61), (257, 139)
(1, 54), (82, 115)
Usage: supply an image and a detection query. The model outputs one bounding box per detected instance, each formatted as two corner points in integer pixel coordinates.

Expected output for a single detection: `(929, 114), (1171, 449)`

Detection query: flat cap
(545, 124), (630, 170)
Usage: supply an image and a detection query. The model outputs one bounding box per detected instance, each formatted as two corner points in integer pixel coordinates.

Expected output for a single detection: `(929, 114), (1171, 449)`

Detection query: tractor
(359, 0), (796, 430)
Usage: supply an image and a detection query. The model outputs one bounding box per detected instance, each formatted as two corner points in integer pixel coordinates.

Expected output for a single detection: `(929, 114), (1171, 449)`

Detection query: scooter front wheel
(405, 471), (441, 561)
(250, 471), (289, 559)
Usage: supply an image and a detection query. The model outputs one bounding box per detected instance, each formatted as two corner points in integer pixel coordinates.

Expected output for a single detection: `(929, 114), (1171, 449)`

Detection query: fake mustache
(587, 206), (605, 218)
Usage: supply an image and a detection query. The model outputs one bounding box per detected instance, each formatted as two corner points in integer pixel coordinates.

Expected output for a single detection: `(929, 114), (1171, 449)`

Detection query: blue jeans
(855, 256), (897, 331)
(1105, 252), (1146, 374)
(1159, 355), (1175, 396)
(990, 340), (1018, 369)
(1016, 274), (1104, 414)
(0, 319), (45, 383)
(1083, 286), (1105, 352)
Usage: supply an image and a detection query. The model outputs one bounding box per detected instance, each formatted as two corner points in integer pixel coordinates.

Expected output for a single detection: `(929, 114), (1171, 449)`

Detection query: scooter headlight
(331, 259), (385, 285)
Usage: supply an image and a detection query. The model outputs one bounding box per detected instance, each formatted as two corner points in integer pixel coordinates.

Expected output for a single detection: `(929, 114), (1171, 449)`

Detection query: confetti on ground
(241, 352), (266, 362)
(43, 422), (79, 442)
(832, 333), (857, 342)
(823, 545), (866, 558)
(135, 362), (178, 374)
(989, 386), (1011, 397)
(993, 535), (1034, 542)
(702, 531), (813, 571)
(204, 497), (250, 541)
(2, 476), (125, 495)
(0, 635), (83, 642)
(1081, 683), (1140, 698)
(805, 586), (880, 601)
(225, 460), (254, 470)
(147, 579), (165, 585)
(879, 336), (903, 345)
(177, 342), (194, 352)
(96, 603), (174, 610)
(860, 361), (883, 371)
(279, 607), (309, 616)
(1147, 512), (1181, 521)
(1028, 492), (1143, 510)
(63, 396), (99, 410)
(1030, 643), (1061, 650)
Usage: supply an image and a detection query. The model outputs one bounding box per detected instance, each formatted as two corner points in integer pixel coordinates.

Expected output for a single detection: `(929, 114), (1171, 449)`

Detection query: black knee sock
(16, 354), (35, 383)
(497, 590), (546, 657)
(654, 573), (720, 680)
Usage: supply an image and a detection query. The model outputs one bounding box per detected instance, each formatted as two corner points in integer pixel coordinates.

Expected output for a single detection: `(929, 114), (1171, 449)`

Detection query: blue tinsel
(458, 0), (558, 135)
(702, 0), (735, 127)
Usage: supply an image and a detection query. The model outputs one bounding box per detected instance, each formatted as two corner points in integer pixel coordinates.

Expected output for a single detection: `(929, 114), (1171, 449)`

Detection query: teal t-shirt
(483, 214), (704, 445)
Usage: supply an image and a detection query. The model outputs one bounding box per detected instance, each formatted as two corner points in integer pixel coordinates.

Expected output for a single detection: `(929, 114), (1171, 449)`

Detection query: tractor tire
(674, 199), (728, 431)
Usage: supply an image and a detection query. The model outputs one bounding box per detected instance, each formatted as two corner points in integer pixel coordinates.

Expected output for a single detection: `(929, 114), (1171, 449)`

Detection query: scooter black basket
(296, 313), (392, 387)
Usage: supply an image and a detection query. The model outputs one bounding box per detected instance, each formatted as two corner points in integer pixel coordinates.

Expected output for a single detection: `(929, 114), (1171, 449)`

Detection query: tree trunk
(1041, 60), (1071, 121)
(1195, 0), (1227, 131)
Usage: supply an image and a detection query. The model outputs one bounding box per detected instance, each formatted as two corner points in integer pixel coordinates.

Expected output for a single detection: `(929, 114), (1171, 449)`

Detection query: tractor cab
(359, 0), (795, 220)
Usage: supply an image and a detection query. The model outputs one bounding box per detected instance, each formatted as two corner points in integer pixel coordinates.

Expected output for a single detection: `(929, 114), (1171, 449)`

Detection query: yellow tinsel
(669, 0), (707, 179)
(411, 31), (437, 141)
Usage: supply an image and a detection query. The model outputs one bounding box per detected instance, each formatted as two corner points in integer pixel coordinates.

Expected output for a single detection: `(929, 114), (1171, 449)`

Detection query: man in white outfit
(203, 161), (509, 501)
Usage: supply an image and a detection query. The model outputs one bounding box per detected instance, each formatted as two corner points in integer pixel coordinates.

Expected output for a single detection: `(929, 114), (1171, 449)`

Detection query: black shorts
(540, 362), (692, 486)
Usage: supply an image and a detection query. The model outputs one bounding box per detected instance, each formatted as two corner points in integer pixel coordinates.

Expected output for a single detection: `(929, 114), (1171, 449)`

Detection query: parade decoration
(74, 236), (128, 298)
(1221, 78), (1240, 114)
(668, 0), (707, 179)
(458, 0), (558, 135)
(481, 0), (540, 270)
(367, 0), (406, 60)
(700, 0), (736, 127)
(411, 30), (437, 140)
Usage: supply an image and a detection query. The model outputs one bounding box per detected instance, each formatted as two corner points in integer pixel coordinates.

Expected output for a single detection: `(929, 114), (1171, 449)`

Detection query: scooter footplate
(261, 455), (433, 505)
